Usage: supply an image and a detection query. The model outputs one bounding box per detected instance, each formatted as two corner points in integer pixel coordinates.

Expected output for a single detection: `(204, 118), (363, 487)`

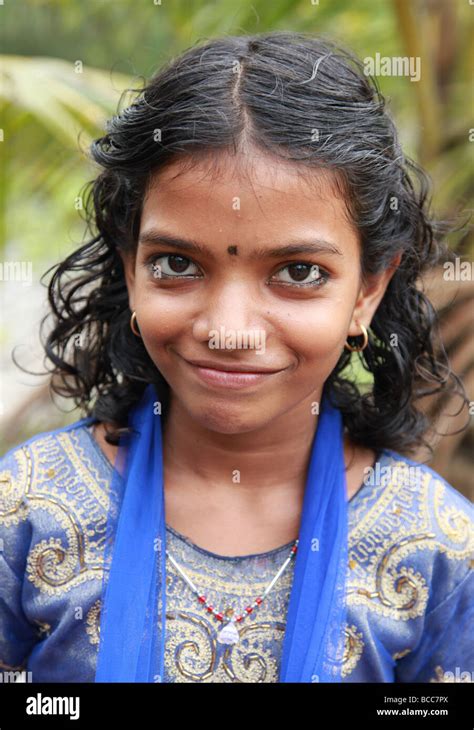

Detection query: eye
(145, 254), (201, 279)
(270, 262), (330, 288)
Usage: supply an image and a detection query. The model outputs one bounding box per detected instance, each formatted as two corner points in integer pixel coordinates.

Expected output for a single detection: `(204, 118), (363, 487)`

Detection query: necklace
(166, 539), (298, 646)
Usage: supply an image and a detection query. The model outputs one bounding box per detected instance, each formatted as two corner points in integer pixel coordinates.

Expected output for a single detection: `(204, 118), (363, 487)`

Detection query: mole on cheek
(227, 245), (238, 256)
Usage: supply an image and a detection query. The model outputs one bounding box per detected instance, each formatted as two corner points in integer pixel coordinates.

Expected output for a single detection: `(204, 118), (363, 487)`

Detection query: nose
(191, 279), (264, 348)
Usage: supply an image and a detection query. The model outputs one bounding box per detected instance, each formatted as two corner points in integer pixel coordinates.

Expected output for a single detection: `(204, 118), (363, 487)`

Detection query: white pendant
(217, 621), (240, 645)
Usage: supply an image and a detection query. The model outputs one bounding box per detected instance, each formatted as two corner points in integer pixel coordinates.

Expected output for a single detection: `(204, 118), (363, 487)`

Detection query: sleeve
(0, 446), (42, 671)
(395, 559), (474, 683)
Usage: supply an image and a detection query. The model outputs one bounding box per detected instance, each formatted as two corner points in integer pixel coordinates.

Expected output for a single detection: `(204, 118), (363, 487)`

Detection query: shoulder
(0, 419), (112, 597)
(379, 447), (473, 533)
(0, 418), (106, 529)
(348, 448), (473, 620)
(353, 447), (473, 542)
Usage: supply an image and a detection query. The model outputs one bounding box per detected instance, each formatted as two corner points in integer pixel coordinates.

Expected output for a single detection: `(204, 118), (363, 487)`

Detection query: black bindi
(227, 245), (238, 256)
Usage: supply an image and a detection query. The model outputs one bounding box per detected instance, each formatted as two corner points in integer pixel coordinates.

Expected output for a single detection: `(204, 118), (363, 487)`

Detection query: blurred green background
(1, 0), (473, 496)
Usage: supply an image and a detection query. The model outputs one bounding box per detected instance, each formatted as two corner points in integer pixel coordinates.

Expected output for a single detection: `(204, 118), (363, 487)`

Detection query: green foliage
(0, 0), (472, 447)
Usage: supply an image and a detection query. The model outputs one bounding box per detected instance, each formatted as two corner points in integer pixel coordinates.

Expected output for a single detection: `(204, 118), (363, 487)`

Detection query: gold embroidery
(0, 447), (31, 527)
(433, 480), (472, 545)
(166, 611), (218, 681)
(346, 457), (472, 624)
(86, 600), (101, 645)
(163, 539), (293, 683)
(221, 622), (283, 683)
(164, 607), (286, 683)
(27, 537), (80, 591)
(1, 432), (472, 683)
(342, 624), (364, 677)
(1, 434), (109, 596)
(393, 648), (411, 660)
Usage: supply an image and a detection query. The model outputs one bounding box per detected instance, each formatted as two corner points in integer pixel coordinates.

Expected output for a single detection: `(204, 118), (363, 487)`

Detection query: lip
(180, 356), (285, 389)
(184, 358), (283, 374)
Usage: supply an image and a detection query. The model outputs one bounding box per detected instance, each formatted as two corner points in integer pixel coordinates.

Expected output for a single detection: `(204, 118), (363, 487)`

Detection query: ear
(119, 249), (137, 311)
(348, 251), (402, 337)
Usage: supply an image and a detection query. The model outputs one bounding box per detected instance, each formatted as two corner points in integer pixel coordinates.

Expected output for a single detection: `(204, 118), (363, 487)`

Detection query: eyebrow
(138, 229), (343, 259)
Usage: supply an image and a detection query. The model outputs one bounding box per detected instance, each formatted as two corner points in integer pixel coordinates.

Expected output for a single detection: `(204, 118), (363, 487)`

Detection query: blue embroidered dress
(0, 420), (472, 682)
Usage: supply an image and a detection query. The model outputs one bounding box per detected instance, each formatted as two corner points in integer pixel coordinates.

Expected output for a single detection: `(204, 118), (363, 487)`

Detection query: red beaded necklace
(166, 539), (299, 645)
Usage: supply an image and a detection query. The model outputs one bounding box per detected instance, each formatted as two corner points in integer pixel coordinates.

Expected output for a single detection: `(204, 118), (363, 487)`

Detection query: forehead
(140, 151), (358, 247)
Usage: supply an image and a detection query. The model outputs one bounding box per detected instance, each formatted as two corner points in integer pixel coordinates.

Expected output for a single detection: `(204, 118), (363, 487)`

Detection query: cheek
(135, 291), (186, 343)
(280, 301), (350, 364)
(133, 278), (353, 372)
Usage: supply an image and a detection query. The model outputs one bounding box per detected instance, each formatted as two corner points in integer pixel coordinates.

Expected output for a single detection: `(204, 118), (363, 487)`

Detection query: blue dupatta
(95, 382), (348, 683)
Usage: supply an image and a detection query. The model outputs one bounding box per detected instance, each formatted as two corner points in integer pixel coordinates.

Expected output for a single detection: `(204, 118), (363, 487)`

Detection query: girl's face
(122, 152), (399, 434)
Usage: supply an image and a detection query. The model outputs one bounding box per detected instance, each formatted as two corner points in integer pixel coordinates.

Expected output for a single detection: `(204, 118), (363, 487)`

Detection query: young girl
(0, 31), (472, 684)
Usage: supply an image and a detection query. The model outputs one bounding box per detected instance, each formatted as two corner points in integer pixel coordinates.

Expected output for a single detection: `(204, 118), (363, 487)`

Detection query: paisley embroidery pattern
(0, 427), (472, 682)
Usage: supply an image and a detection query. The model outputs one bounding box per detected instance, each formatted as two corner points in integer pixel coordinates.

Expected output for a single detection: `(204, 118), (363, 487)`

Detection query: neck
(162, 387), (325, 503)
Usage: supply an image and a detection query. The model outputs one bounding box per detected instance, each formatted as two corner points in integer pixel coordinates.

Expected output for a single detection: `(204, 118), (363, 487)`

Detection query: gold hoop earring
(130, 311), (142, 338)
(344, 323), (369, 352)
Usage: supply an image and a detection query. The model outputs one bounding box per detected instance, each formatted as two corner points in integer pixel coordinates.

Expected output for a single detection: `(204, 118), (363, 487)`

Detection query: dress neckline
(166, 522), (296, 561)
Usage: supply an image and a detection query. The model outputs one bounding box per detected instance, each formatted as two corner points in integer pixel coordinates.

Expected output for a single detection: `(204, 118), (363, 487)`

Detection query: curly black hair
(35, 31), (469, 456)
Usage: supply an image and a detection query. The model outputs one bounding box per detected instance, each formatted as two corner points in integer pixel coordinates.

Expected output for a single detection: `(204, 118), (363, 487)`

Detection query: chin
(184, 397), (277, 435)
